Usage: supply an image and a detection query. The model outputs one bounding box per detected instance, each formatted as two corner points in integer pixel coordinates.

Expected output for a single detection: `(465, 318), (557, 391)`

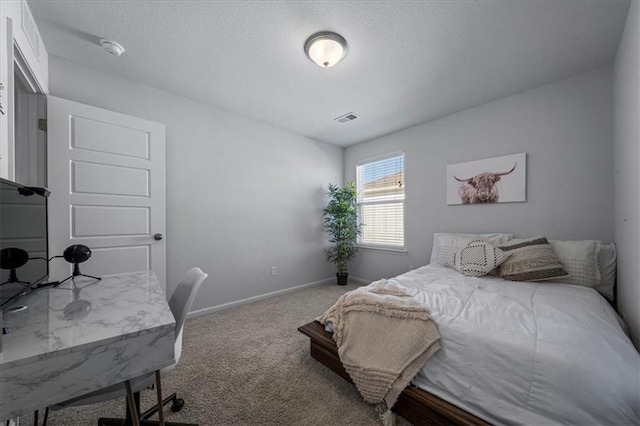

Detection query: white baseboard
(187, 277), (334, 319)
(349, 276), (372, 285)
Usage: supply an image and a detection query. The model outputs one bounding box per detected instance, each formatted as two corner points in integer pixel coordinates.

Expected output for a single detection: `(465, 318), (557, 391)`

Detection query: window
(356, 153), (405, 248)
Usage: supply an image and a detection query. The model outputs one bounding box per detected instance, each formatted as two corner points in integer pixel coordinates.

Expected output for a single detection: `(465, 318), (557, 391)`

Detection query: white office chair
(41, 267), (208, 426)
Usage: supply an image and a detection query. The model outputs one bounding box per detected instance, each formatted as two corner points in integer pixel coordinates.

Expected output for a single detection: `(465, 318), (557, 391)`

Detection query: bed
(299, 235), (640, 425)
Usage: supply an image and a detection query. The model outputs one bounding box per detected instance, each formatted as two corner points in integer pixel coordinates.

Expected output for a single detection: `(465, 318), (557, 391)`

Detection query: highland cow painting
(446, 153), (526, 205)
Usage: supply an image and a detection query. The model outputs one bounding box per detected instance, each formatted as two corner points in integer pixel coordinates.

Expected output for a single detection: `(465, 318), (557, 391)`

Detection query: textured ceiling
(27, 0), (630, 147)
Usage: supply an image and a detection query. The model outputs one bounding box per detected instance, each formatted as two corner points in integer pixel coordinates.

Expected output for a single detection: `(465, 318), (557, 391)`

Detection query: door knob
(153, 233), (164, 241)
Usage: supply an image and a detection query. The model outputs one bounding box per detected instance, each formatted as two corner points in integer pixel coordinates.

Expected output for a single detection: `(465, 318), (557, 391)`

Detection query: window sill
(356, 245), (408, 255)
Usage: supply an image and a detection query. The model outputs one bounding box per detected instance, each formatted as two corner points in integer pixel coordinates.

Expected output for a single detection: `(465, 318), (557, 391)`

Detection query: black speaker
(0, 247), (29, 270)
(63, 245), (92, 264)
(57, 244), (101, 286)
(0, 247), (30, 286)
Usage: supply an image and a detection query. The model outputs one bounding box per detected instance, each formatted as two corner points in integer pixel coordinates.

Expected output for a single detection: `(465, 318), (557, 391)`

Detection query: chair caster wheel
(171, 398), (185, 412)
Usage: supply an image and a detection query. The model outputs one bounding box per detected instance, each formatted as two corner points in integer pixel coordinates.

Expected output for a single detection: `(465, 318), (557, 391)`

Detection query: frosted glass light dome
(304, 32), (348, 68)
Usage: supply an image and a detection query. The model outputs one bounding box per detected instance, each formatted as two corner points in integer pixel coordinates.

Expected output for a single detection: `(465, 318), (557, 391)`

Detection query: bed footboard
(298, 321), (489, 426)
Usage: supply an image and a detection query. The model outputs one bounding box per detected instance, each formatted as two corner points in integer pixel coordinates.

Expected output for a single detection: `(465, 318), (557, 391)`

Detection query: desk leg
(155, 370), (165, 426)
(125, 380), (141, 426)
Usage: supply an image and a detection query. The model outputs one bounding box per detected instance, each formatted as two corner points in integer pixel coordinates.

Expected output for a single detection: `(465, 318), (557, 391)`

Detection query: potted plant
(323, 182), (361, 285)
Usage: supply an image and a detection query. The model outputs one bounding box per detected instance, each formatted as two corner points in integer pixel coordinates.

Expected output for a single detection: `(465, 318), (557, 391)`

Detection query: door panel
(71, 116), (150, 158)
(72, 206), (150, 237)
(48, 97), (166, 292)
(84, 246), (150, 277)
(72, 161), (150, 196)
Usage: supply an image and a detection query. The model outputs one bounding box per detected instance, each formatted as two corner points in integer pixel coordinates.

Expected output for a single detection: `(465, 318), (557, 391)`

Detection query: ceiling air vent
(334, 112), (360, 124)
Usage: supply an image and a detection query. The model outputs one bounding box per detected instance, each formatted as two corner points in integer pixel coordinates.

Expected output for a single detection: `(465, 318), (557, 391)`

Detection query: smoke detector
(100, 39), (125, 56)
(334, 112), (360, 123)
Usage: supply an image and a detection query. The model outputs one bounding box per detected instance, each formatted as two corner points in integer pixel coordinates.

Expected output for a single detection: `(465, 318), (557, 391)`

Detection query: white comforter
(373, 264), (640, 425)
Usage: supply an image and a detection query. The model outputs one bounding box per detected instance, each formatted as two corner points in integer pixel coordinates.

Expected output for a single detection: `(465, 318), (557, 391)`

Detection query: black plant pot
(336, 272), (349, 286)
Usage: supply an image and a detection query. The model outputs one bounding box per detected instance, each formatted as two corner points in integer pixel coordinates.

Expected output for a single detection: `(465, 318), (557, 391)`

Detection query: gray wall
(345, 68), (613, 282)
(48, 56), (343, 312)
(613, 1), (639, 348)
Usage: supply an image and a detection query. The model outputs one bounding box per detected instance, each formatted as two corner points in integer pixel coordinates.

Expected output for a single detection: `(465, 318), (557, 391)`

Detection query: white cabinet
(0, 0), (48, 181)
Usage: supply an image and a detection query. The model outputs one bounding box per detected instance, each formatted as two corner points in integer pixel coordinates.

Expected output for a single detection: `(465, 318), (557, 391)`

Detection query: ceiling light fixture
(100, 39), (125, 57)
(304, 32), (348, 68)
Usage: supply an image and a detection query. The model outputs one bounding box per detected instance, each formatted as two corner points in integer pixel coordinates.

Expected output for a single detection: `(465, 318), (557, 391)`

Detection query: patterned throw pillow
(452, 239), (511, 277)
(498, 236), (570, 282)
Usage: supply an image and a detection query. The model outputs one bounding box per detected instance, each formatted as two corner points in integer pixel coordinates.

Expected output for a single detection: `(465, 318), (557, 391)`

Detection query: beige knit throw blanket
(319, 280), (441, 424)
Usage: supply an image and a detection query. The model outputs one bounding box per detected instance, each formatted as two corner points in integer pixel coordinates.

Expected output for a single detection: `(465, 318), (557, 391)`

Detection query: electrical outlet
(271, 266), (277, 276)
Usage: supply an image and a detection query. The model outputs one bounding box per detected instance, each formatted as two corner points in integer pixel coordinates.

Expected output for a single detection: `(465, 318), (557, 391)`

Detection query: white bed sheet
(374, 264), (640, 425)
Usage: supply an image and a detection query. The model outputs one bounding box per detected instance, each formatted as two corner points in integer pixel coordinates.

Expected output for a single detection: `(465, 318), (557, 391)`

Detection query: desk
(0, 271), (175, 422)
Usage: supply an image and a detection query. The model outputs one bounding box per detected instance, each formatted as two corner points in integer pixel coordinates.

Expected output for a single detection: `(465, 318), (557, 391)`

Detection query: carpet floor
(21, 281), (412, 426)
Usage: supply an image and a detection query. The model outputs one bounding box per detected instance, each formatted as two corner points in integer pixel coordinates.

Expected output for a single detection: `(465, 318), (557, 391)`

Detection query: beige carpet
(21, 281), (412, 426)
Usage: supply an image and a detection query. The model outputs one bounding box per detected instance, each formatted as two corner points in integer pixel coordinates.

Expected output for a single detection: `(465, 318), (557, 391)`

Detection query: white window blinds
(356, 153), (405, 247)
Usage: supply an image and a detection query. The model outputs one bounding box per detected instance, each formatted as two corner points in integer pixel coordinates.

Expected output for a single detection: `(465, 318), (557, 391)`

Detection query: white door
(47, 97), (167, 292)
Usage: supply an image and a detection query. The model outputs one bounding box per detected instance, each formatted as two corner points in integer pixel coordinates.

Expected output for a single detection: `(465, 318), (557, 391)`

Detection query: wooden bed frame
(298, 321), (490, 426)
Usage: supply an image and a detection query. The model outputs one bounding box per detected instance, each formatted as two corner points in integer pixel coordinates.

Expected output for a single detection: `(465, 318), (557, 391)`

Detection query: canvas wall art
(446, 153), (526, 205)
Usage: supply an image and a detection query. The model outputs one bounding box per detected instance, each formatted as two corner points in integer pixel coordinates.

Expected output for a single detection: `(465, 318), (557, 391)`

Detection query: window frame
(355, 151), (406, 252)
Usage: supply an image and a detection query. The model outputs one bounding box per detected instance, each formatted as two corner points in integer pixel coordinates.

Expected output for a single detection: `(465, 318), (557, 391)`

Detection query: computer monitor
(0, 178), (49, 308)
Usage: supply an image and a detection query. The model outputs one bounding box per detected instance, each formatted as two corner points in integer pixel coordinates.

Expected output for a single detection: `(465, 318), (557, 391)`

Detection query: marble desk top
(0, 271), (176, 421)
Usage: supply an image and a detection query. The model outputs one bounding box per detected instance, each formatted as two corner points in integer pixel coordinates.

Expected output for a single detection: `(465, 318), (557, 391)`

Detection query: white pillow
(438, 235), (476, 266)
(594, 243), (616, 301)
(431, 233), (513, 264)
(549, 240), (601, 288)
(452, 239), (511, 277)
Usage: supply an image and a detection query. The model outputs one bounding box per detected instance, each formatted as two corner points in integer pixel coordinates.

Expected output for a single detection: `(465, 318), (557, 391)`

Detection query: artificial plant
(322, 182), (362, 279)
